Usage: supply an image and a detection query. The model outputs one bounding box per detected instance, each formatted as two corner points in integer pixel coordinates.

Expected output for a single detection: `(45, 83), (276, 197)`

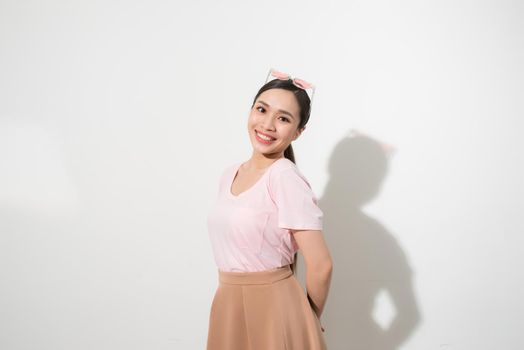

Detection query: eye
(256, 106), (265, 113)
(279, 116), (291, 123)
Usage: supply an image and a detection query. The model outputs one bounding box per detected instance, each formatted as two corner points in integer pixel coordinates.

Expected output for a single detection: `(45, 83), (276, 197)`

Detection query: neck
(247, 152), (284, 170)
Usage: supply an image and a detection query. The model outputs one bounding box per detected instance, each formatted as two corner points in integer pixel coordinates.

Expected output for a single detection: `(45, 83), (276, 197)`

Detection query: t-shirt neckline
(228, 158), (286, 199)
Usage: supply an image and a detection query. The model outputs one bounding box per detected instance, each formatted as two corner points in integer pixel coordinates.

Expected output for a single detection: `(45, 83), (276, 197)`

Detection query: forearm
(305, 263), (333, 319)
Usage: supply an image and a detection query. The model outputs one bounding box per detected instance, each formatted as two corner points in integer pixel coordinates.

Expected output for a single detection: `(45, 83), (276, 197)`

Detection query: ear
(293, 126), (305, 141)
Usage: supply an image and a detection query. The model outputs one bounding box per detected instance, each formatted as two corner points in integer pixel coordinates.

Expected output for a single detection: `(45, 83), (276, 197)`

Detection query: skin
(232, 88), (333, 330)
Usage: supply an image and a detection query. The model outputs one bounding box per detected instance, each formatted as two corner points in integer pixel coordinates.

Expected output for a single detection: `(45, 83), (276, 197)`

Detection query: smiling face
(248, 88), (305, 158)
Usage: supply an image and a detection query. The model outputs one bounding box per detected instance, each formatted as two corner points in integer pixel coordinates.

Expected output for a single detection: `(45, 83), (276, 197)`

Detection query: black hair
(250, 78), (313, 275)
(250, 78), (312, 165)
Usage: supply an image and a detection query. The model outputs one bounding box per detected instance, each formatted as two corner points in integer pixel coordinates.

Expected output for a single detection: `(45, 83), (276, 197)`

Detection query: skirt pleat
(207, 264), (327, 350)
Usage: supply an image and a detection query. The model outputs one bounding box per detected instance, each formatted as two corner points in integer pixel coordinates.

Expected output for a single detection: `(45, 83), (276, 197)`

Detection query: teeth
(257, 131), (275, 141)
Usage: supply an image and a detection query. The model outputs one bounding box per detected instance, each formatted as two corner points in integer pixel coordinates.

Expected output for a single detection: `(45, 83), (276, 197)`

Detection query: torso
(207, 156), (323, 272)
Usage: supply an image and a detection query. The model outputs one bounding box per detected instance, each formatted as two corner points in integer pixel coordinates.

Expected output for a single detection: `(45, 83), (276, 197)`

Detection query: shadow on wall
(317, 130), (421, 349)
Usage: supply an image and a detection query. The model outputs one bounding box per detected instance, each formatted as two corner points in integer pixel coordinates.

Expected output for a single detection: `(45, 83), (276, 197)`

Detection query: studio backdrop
(1, 0), (522, 349)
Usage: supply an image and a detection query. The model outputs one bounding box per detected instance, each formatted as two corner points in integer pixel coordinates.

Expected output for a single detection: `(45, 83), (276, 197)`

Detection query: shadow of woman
(300, 131), (422, 349)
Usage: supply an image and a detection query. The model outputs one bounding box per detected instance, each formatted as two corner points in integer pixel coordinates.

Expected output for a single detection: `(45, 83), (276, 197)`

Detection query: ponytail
(284, 144), (299, 275)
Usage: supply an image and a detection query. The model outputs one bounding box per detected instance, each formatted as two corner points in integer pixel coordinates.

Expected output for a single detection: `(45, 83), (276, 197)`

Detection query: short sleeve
(270, 166), (324, 231)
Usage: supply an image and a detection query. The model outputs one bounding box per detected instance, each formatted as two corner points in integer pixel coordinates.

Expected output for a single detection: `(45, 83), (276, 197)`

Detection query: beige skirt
(206, 264), (327, 350)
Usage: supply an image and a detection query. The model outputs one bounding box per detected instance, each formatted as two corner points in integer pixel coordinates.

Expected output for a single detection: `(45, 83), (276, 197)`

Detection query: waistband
(218, 264), (293, 285)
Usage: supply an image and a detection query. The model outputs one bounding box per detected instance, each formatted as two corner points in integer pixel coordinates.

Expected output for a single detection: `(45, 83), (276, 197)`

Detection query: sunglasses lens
(293, 78), (311, 89)
(271, 69), (290, 80)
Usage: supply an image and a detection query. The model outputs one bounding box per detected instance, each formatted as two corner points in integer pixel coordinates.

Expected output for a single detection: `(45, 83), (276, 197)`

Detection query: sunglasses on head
(264, 68), (316, 108)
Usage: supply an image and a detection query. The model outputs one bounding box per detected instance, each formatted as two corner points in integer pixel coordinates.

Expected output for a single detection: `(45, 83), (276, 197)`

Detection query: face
(248, 88), (305, 158)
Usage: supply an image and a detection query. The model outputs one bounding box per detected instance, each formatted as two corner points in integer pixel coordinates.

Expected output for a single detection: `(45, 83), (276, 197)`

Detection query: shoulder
(216, 160), (241, 185)
(222, 160), (242, 176)
(269, 158), (313, 188)
(228, 161), (241, 171)
(270, 157), (297, 173)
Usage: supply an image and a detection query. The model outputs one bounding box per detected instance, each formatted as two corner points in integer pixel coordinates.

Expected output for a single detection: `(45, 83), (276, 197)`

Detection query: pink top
(206, 157), (324, 272)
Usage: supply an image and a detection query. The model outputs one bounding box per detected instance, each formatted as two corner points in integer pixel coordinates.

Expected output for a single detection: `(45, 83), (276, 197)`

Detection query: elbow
(311, 257), (333, 277)
(323, 258), (333, 276)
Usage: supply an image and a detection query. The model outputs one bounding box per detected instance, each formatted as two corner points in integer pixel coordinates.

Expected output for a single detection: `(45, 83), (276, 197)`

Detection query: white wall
(1, 0), (522, 349)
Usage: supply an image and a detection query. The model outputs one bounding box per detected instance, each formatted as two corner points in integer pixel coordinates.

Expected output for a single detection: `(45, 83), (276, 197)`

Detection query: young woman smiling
(206, 68), (333, 350)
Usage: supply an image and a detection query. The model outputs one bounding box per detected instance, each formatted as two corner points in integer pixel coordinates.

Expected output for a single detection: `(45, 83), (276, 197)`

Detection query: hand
(307, 293), (325, 332)
(317, 316), (325, 332)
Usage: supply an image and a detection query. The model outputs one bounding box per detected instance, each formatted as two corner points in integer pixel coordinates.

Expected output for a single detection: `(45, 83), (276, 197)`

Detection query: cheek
(281, 125), (298, 138)
(248, 113), (261, 126)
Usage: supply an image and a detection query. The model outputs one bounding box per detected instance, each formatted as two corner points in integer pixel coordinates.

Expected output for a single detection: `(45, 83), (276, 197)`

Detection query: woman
(206, 68), (333, 350)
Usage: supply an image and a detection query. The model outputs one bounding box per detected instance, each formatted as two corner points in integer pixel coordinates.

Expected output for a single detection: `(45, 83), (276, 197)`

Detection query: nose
(261, 115), (276, 130)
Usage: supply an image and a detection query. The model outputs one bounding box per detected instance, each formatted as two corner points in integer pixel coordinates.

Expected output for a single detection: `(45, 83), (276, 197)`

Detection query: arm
(292, 229), (333, 320)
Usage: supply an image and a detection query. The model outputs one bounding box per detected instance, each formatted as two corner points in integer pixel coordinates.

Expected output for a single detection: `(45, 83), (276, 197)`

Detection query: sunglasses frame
(264, 68), (316, 108)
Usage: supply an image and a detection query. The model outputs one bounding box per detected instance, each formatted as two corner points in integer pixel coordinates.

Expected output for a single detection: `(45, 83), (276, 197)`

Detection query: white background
(1, 0), (522, 349)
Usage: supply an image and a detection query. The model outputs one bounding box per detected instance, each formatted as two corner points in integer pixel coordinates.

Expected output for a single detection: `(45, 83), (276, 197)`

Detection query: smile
(255, 130), (276, 144)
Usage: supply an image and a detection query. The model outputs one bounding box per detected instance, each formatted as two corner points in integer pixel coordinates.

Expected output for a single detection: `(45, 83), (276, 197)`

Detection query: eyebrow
(256, 100), (295, 120)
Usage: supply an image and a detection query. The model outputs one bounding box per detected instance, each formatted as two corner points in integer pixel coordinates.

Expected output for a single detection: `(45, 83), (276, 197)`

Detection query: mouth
(255, 130), (276, 144)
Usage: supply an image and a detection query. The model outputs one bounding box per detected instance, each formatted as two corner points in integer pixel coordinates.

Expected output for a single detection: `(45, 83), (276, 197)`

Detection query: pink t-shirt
(207, 157), (324, 272)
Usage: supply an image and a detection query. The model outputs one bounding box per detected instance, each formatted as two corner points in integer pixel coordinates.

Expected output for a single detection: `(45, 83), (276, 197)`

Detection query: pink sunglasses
(264, 68), (316, 107)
